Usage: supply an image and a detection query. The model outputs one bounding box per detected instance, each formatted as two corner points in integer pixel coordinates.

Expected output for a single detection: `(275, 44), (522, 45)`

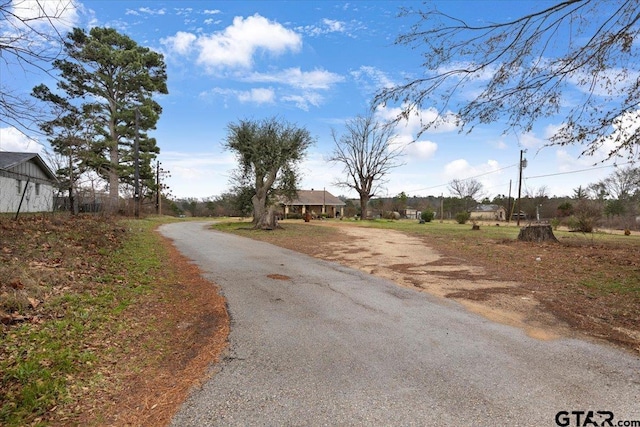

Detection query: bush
(421, 211), (434, 222)
(567, 200), (602, 233)
(455, 211), (470, 224)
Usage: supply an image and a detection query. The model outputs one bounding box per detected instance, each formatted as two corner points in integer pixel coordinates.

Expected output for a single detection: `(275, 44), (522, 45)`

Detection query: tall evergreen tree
(34, 27), (168, 212)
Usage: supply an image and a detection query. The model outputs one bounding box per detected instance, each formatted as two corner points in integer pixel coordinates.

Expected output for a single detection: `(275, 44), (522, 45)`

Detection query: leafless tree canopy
(590, 166), (640, 200)
(448, 178), (484, 203)
(0, 0), (74, 131)
(375, 0), (640, 161)
(328, 112), (405, 218)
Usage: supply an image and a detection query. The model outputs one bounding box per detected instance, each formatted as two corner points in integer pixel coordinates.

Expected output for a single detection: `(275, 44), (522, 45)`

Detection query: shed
(0, 152), (58, 213)
(280, 189), (345, 218)
(469, 204), (506, 221)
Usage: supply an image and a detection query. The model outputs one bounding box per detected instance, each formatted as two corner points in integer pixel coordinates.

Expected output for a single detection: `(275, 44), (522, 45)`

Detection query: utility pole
(516, 149), (527, 226)
(323, 187), (326, 215)
(507, 179), (512, 224)
(155, 161), (170, 215)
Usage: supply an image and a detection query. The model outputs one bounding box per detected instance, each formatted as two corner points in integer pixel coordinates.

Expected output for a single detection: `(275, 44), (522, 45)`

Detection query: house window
(35, 183), (41, 196)
(16, 180), (21, 194)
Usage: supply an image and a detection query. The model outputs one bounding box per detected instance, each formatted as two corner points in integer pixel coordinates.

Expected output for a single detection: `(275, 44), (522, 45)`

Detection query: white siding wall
(0, 176), (55, 213)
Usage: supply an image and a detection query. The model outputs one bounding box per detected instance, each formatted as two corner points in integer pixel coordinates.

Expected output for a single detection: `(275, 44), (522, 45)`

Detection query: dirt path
(313, 223), (577, 341)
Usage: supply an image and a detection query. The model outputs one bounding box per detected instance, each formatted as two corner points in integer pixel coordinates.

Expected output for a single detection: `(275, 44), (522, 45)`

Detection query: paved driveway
(160, 221), (640, 426)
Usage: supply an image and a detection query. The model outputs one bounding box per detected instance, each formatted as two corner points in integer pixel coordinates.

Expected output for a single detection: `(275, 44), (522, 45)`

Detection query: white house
(469, 204), (507, 221)
(0, 152), (58, 213)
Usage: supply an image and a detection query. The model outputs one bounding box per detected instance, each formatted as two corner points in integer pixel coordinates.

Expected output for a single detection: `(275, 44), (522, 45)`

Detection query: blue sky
(1, 0), (629, 200)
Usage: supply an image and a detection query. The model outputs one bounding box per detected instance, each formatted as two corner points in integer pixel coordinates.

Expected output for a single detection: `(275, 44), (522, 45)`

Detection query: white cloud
(351, 66), (395, 94)
(323, 18), (345, 32)
(161, 31), (197, 55)
(138, 7), (166, 15)
(375, 104), (459, 136)
(406, 139), (438, 160)
(299, 18), (347, 37)
(281, 92), (324, 111)
(200, 87), (275, 106)
(244, 67), (344, 90)
(518, 131), (545, 150)
(194, 14), (302, 70)
(203, 9), (221, 15)
(8, 0), (80, 30)
(237, 88), (275, 104)
(126, 7), (165, 16)
(0, 127), (45, 153)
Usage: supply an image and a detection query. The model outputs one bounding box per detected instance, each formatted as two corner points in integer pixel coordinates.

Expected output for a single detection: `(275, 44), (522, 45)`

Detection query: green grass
(212, 219), (341, 240)
(0, 216), (174, 427)
(580, 274), (640, 296)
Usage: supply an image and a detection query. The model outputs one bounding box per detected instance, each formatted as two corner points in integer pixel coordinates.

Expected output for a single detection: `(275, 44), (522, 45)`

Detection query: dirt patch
(313, 225), (571, 341)
(267, 274), (292, 280)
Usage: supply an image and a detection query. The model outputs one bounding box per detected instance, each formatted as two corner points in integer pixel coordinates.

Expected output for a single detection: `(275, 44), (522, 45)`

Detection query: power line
(407, 163), (518, 193)
(524, 162), (631, 180)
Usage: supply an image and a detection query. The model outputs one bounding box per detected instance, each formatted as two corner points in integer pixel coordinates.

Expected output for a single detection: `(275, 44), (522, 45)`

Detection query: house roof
(0, 151), (57, 181)
(283, 190), (345, 206)
(472, 204), (505, 212)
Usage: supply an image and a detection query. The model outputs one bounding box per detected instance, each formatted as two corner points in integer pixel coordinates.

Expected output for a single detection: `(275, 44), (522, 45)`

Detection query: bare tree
(596, 166), (640, 200)
(0, 0), (76, 132)
(328, 112), (405, 219)
(375, 1), (640, 161)
(448, 178), (484, 210)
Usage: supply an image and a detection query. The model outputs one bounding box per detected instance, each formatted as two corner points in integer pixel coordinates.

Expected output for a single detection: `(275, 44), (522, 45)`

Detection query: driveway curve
(160, 221), (640, 426)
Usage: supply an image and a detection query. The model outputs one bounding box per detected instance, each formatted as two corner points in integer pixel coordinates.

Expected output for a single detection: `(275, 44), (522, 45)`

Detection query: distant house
(469, 204), (506, 221)
(0, 152), (58, 213)
(403, 208), (421, 219)
(279, 189), (345, 218)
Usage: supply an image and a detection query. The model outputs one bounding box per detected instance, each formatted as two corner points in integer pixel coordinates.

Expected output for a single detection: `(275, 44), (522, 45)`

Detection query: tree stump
(517, 225), (558, 242)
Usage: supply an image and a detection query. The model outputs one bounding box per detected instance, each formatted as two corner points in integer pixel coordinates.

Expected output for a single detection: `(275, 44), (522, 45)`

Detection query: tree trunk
(360, 194), (370, 219)
(252, 194), (278, 229)
(107, 115), (120, 214)
(517, 225), (558, 242)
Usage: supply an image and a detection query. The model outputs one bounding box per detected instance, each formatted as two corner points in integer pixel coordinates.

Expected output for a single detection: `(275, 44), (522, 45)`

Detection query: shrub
(567, 200), (602, 233)
(455, 211), (470, 224)
(421, 211), (434, 222)
(556, 201), (574, 217)
(550, 218), (561, 230)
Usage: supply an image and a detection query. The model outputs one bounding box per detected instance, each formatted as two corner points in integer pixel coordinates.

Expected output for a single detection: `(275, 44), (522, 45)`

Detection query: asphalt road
(160, 221), (640, 426)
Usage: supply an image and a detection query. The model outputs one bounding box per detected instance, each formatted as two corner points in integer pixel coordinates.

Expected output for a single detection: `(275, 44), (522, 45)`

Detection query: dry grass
(0, 214), (229, 426)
